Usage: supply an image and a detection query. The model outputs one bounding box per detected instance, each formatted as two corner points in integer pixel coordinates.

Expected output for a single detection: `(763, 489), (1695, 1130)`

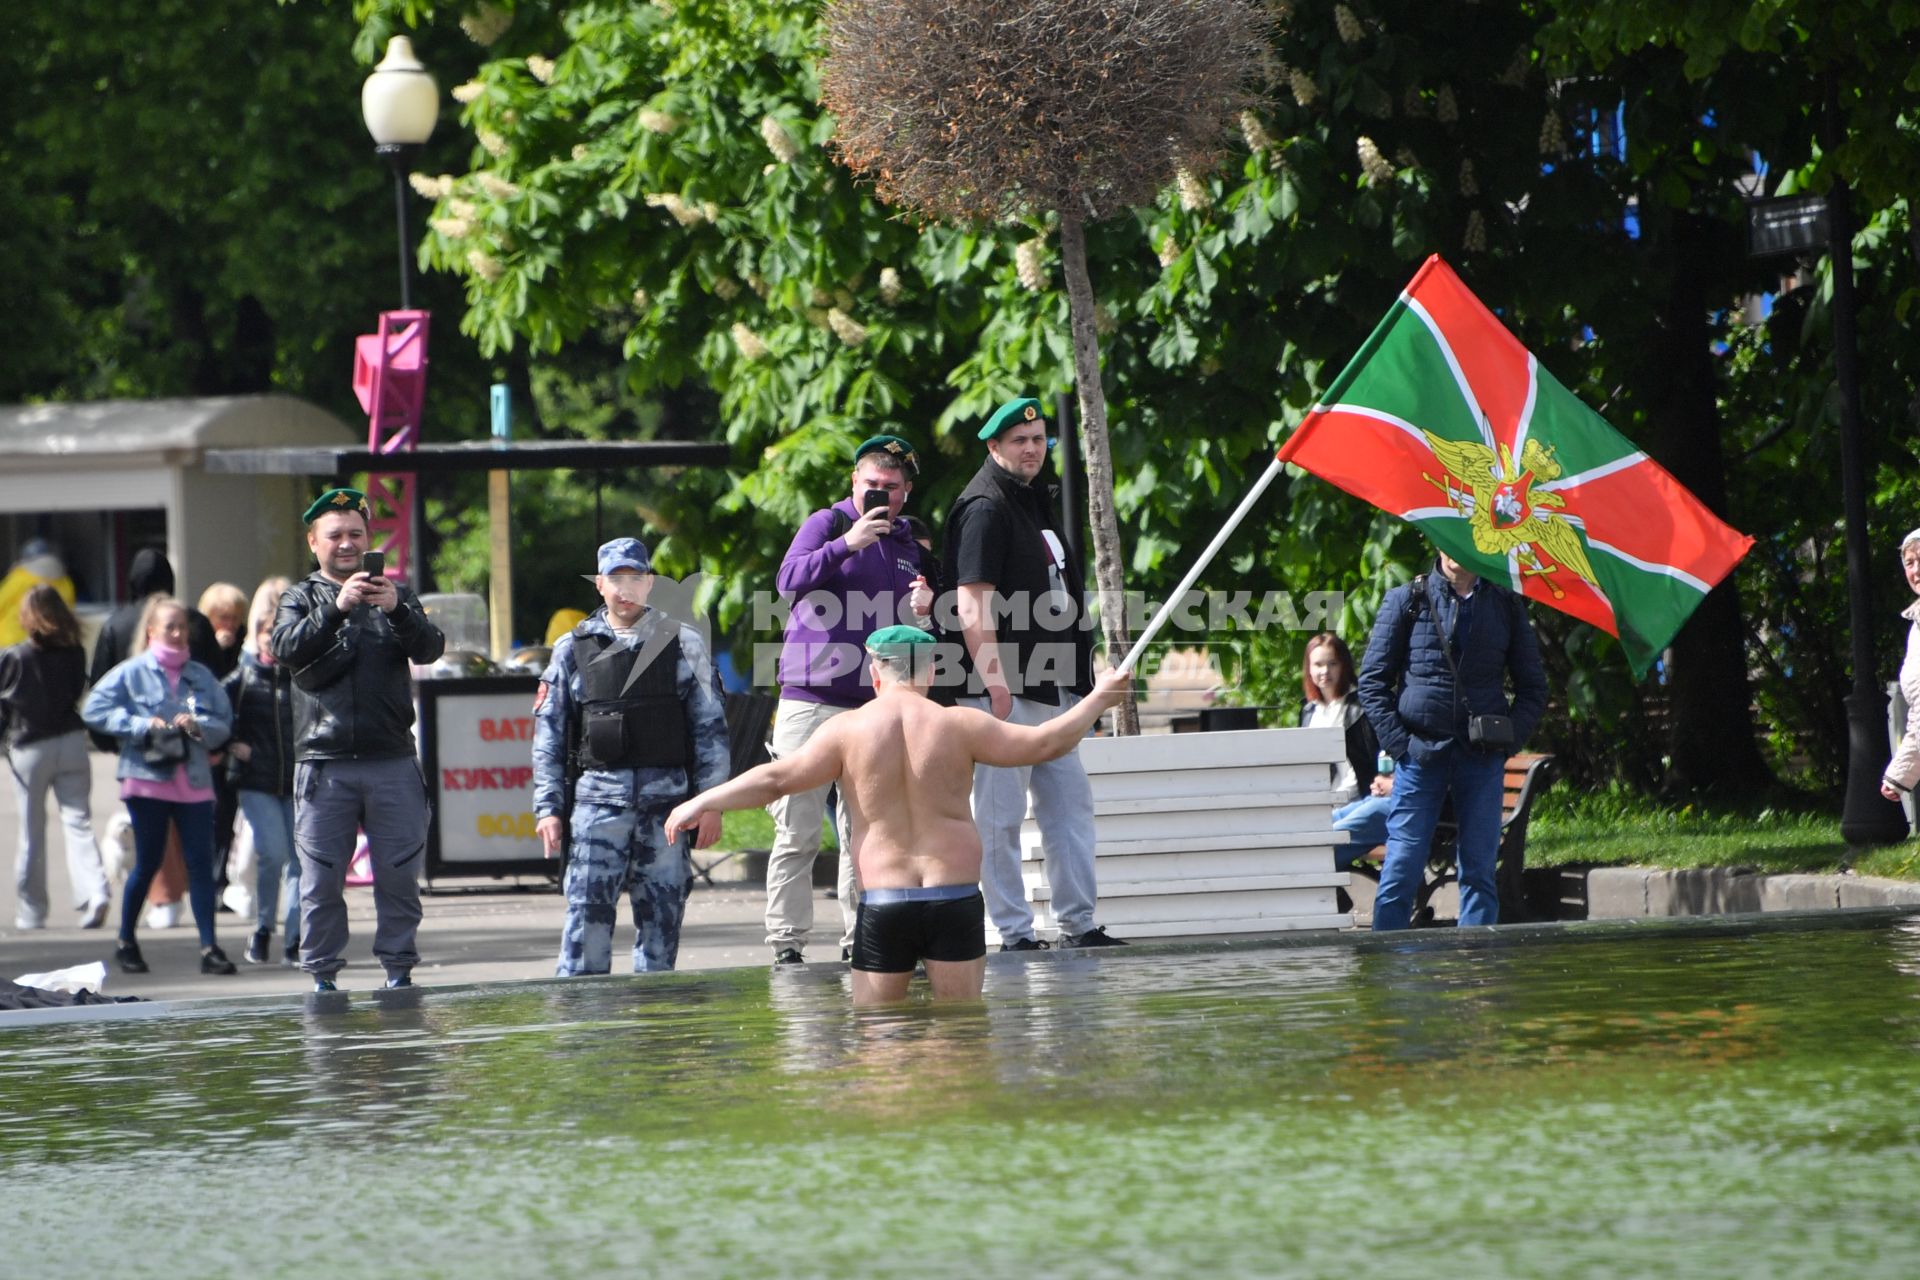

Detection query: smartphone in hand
(861, 490), (891, 518)
(361, 550), (386, 578)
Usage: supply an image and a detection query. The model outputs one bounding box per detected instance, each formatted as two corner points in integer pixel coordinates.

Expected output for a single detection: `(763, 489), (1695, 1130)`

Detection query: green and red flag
(1276, 254), (1753, 677)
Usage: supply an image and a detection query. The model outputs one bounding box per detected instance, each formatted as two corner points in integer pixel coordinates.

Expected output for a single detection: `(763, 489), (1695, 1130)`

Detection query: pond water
(4, 913), (1920, 1278)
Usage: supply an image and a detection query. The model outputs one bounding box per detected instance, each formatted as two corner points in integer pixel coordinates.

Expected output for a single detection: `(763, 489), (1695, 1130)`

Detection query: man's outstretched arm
(664, 722), (847, 841)
(964, 667), (1131, 768)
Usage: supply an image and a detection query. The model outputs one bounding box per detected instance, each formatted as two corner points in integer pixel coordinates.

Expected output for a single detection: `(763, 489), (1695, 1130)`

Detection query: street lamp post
(359, 36), (439, 309)
(357, 36), (439, 589)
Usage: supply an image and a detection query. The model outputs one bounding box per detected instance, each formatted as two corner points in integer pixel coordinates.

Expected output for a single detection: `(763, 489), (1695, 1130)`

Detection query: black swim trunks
(850, 884), (987, 973)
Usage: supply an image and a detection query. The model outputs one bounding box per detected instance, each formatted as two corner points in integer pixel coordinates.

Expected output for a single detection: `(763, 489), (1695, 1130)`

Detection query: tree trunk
(1645, 212), (1775, 797)
(1057, 212), (1140, 735)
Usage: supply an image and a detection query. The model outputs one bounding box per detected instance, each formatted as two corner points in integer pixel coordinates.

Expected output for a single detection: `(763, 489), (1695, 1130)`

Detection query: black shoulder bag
(1436, 582), (1515, 752)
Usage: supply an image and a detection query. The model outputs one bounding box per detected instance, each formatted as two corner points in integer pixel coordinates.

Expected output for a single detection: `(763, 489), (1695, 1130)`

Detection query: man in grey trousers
(271, 488), (445, 992)
(944, 397), (1123, 952)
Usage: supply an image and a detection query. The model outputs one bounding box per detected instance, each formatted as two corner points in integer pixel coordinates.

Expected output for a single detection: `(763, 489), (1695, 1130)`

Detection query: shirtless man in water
(665, 625), (1131, 1004)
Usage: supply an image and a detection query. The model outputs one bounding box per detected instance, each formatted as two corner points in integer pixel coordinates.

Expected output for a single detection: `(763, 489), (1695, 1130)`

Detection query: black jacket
(0, 640), (88, 746)
(222, 651), (295, 794)
(1358, 566), (1548, 763)
(270, 572), (445, 762)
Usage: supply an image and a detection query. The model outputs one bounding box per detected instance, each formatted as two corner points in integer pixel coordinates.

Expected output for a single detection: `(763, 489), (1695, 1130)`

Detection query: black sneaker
(1060, 927), (1126, 948)
(114, 939), (149, 974)
(200, 945), (237, 975)
(283, 942), (300, 967)
(999, 937), (1051, 952)
(840, 946), (852, 962)
(313, 977), (338, 993)
(385, 971), (413, 989)
(772, 948), (804, 966)
(244, 930), (271, 964)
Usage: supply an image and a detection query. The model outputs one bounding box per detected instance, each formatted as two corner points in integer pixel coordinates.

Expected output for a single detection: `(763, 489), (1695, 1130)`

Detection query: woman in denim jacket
(83, 596), (236, 976)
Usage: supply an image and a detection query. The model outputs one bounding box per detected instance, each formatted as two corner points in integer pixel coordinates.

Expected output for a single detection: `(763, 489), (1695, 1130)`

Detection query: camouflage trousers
(557, 800), (693, 976)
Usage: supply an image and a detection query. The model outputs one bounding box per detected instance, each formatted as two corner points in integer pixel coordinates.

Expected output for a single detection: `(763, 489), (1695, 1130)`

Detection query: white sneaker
(146, 901), (182, 929)
(13, 912), (45, 931)
(77, 899), (110, 929)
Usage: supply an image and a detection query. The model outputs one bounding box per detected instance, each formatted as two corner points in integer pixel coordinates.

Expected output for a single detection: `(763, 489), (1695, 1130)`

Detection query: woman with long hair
(1297, 632), (1392, 858)
(0, 584), (110, 929)
(82, 595), (236, 975)
(223, 577), (299, 965)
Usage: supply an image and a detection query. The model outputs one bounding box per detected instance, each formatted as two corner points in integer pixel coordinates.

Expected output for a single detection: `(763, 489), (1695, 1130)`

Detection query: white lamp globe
(361, 36), (439, 146)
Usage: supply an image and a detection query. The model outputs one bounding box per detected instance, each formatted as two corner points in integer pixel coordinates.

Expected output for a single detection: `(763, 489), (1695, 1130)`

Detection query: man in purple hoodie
(765, 435), (934, 965)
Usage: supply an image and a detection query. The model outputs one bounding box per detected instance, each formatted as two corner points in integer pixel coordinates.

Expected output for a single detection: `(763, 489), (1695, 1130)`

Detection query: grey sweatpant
(294, 756), (428, 980)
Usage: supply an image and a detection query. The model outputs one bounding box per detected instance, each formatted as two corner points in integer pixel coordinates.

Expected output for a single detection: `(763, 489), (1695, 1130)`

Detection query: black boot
(115, 938), (148, 974)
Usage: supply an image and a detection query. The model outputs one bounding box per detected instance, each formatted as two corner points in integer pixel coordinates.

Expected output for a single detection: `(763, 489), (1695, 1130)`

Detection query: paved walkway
(0, 752), (833, 1000)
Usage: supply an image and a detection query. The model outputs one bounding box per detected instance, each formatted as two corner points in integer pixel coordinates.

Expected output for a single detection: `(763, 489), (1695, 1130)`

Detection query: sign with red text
(429, 686), (543, 865)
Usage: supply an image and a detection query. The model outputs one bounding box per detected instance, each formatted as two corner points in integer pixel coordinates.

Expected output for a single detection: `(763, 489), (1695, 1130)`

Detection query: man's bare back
(809, 688), (988, 892)
(665, 667), (1128, 879)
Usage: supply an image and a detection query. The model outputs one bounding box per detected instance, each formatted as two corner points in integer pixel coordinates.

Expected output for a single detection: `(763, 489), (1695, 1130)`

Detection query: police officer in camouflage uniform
(532, 538), (730, 974)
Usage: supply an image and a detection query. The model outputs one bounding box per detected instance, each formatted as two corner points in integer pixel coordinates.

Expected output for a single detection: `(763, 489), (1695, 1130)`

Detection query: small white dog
(100, 811), (137, 888)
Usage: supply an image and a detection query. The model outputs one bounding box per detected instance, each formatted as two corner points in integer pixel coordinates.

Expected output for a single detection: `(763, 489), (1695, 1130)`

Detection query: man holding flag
(1266, 253), (1751, 926)
(1357, 550), (1546, 929)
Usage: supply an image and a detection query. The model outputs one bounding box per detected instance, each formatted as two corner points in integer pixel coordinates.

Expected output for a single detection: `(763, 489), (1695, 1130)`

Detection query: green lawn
(1527, 787), (1920, 881)
(718, 807), (836, 853)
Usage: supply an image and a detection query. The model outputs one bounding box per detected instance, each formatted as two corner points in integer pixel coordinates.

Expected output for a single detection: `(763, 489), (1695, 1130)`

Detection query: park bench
(1345, 751), (1556, 926)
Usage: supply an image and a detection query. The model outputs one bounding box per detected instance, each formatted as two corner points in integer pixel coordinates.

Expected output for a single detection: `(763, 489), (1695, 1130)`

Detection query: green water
(5, 914), (1920, 1278)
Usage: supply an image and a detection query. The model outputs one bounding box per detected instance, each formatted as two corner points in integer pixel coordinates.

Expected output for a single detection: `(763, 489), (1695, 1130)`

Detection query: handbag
(141, 725), (188, 765)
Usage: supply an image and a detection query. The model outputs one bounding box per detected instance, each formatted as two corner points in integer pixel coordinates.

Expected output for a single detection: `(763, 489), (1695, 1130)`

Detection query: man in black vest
(531, 537), (731, 974)
(945, 397), (1123, 951)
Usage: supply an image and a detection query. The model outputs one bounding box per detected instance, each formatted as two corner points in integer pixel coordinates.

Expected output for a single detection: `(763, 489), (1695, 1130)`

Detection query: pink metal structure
(351, 310), (431, 582)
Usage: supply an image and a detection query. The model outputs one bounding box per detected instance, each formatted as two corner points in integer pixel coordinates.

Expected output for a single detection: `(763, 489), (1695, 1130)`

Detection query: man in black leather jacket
(271, 488), (444, 991)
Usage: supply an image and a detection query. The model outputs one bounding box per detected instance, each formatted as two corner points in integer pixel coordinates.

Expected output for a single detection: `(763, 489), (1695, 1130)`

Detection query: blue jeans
(123, 798), (218, 947)
(238, 790), (300, 938)
(1333, 793), (1391, 855)
(1372, 746), (1504, 931)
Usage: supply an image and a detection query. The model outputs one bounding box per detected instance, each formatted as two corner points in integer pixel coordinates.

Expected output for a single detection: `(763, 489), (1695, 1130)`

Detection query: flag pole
(1118, 452), (1287, 675)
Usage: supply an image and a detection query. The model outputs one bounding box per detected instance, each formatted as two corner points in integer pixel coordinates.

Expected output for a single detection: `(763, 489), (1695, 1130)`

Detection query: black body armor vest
(570, 625), (688, 771)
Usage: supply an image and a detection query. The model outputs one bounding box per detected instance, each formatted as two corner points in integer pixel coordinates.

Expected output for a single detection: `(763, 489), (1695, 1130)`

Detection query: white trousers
(762, 698), (856, 953)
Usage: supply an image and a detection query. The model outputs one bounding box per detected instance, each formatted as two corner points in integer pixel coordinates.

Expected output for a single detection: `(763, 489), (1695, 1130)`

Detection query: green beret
(979, 397), (1043, 441)
(865, 624), (936, 655)
(302, 487), (370, 525)
(854, 434), (920, 475)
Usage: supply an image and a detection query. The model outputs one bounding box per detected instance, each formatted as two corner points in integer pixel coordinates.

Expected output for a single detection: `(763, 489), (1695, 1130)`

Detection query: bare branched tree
(822, 0), (1268, 734)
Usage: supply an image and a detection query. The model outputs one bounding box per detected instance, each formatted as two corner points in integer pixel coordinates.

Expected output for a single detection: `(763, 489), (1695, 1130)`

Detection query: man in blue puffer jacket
(1357, 551), (1547, 930)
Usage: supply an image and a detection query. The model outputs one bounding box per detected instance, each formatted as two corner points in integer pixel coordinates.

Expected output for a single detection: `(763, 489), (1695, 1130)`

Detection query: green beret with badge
(301, 487), (370, 525)
(865, 624), (936, 655)
(978, 396), (1043, 441)
(854, 434), (920, 476)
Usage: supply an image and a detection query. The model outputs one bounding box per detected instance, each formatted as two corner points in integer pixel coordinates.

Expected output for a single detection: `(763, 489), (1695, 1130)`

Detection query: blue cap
(597, 537), (652, 575)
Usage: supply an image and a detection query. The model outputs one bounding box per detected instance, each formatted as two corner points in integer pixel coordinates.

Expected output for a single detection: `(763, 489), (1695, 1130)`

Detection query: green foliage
(12, 0), (1920, 801)
(0, 0), (495, 430)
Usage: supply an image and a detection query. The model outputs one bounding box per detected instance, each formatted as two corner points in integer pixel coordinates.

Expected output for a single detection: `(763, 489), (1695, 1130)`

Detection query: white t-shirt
(1308, 696), (1359, 802)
